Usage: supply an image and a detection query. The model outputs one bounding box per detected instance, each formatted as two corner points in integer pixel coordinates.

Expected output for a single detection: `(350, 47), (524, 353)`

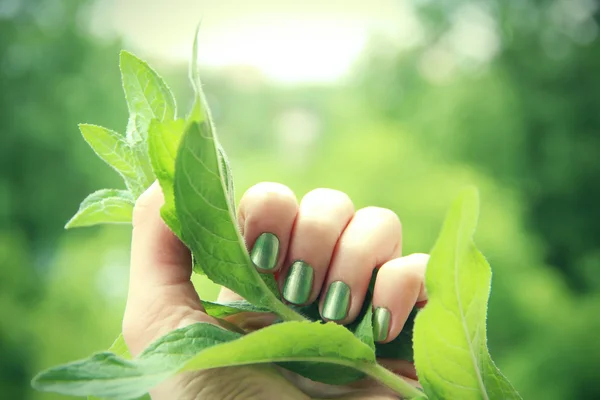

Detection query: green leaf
(148, 118), (186, 236)
(107, 334), (129, 358)
(66, 189), (134, 228)
(278, 361), (366, 386)
(354, 302), (375, 351)
(79, 124), (149, 196)
(201, 300), (271, 318)
(413, 188), (522, 400)
(32, 323), (241, 398)
(88, 335), (150, 400)
(217, 143), (235, 212)
(182, 321), (376, 373)
(33, 321), (377, 398)
(173, 121), (301, 321)
(120, 50), (176, 143)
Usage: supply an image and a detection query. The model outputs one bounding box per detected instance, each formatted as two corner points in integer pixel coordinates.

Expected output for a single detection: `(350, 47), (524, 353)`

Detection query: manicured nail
(250, 233), (279, 270)
(373, 307), (391, 342)
(283, 261), (314, 305)
(322, 281), (350, 321)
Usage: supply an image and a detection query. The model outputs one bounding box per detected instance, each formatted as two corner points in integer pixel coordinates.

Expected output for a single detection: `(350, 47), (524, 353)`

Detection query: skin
(123, 182), (429, 400)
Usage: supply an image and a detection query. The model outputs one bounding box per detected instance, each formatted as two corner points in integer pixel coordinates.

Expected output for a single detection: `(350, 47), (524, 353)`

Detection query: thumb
(123, 182), (214, 356)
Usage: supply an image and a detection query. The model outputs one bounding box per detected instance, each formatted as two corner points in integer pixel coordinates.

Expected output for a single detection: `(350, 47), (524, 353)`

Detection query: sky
(91, 0), (422, 84)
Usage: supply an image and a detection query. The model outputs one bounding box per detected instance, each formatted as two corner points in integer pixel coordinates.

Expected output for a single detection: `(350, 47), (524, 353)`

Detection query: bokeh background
(1, 0), (599, 398)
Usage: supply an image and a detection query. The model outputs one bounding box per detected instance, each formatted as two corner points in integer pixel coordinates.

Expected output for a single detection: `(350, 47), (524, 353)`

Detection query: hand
(123, 182), (428, 400)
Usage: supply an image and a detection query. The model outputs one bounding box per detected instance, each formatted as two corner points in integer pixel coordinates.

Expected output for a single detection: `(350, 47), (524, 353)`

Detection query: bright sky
(92, 0), (422, 83)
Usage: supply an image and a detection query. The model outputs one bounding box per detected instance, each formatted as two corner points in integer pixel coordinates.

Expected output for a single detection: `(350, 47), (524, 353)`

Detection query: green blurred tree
(357, 0), (600, 398)
(0, 0), (126, 396)
(359, 0), (600, 293)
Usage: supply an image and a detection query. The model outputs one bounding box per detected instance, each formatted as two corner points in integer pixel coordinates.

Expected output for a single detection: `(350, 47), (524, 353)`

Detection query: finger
(123, 182), (213, 356)
(319, 207), (402, 324)
(372, 253), (429, 343)
(279, 188), (354, 305)
(238, 182), (298, 272)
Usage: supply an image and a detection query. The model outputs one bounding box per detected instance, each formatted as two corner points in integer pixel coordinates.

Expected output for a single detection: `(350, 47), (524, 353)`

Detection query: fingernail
(250, 233), (279, 270)
(283, 261), (314, 305)
(322, 281), (350, 321)
(373, 307), (391, 342)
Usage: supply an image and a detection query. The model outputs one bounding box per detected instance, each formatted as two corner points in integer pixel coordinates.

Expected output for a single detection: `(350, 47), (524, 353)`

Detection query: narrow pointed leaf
(120, 51), (176, 143)
(79, 124), (148, 195)
(354, 302), (375, 351)
(66, 189), (134, 228)
(413, 188), (522, 400)
(148, 118), (186, 236)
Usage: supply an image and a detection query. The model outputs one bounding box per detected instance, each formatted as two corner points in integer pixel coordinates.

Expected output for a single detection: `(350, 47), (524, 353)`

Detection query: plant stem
(361, 363), (425, 399)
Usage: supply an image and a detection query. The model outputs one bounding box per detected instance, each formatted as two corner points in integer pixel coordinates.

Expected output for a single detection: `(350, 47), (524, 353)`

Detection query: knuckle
(302, 188), (353, 209)
(407, 252), (430, 265)
(356, 206), (402, 230)
(241, 182), (296, 214)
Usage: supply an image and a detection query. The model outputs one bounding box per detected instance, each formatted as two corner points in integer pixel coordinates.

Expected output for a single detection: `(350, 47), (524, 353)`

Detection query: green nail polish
(283, 261), (314, 305)
(373, 307), (391, 342)
(250, 233), (279, 270)
(322, 281), (350, 321)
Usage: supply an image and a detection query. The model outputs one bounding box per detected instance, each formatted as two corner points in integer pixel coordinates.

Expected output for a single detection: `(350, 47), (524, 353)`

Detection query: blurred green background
(1, 0), (599, 398)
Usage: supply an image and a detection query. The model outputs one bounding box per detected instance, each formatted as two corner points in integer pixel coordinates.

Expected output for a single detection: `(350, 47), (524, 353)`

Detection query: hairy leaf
(173, 121), (296, 319)
(148, 118), (186, 235)
(33, 321), (377, 398)
(354, 302), (375, 351)
(120, 51), (176, 144)
(182, 321), (376, 373)
(413, 188), (522, 400)
(78, 124), (148, 196)
(32, 323), (241, 398)
(66, 189), (134, 228)
(88, 336), (150, 400)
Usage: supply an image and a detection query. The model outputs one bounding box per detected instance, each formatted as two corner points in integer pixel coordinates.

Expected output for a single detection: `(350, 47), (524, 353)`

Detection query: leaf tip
(458, 185), (479, 209)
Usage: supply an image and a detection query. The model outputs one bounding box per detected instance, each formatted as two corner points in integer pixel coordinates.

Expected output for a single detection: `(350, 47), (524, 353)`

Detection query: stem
(361, 363), (425, 399)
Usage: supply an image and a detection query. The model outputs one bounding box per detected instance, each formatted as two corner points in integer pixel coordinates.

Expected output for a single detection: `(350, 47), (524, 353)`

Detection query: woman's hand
(123, 182), (428, 400)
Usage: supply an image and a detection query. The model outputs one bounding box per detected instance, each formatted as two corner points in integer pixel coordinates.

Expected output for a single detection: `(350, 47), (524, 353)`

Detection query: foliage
(31, 38), (521, 399)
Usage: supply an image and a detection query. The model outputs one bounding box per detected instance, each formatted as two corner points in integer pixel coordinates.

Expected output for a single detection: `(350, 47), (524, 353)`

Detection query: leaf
(217, 143), (236, 213)
(354, 302), (375, 351)
(201, 300), (271, 318)
(88, 335), (150, 400)
(413, 188), (522, 400)
(79, 124), (149, 196)
(182, 321), (376, 373)
(66, 189), (134, 228)
(120, 51), (177, 143)
(278, 361), (366, 386)
(148, 118), (186, 236)
(33, 321), (376, 398)
(173, 120), (297, 320)
(32, 323), (241, 398)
